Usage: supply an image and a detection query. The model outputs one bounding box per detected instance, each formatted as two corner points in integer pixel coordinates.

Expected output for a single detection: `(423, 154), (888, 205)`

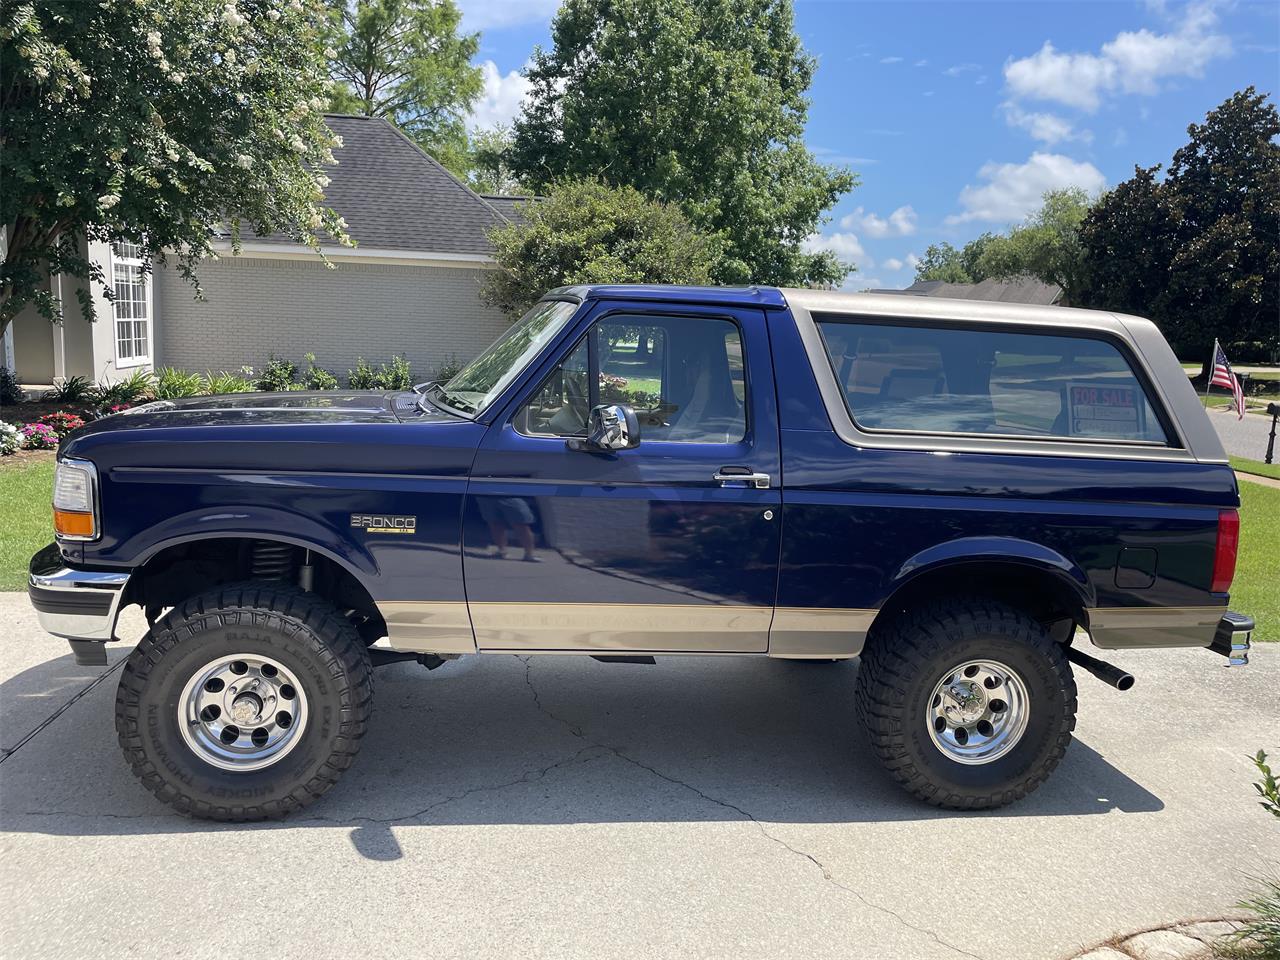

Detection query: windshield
(432, 300), (580, 418)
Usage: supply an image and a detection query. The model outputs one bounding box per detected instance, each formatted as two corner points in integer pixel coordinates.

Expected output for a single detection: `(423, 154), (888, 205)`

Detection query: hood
(70, 390), (462, 433)
(61, 390), (465, 450)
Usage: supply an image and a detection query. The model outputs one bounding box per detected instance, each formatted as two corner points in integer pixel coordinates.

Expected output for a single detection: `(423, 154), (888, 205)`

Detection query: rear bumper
(1208, 611), (1253, 666)
(28, 544), (130, 660)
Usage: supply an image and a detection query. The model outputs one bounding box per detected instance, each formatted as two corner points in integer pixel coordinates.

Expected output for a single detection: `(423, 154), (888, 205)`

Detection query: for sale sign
(1066, 381), (1145, 438)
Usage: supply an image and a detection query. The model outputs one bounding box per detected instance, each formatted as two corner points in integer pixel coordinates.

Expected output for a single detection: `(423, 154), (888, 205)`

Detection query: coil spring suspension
(250, 541), (296, 581)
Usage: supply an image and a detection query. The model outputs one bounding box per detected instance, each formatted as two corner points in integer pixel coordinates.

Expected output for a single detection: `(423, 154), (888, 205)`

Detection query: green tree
(466, 125), (523, 196)
(977, 188), (1094, 302)
(482, 179), (719, 317)
(1080, 88), (1279, 363)
(1, 0), (349, 331)
(508, 0), (854, 287)
(325, 0), (482, 175)
(914, 233), (997, 284)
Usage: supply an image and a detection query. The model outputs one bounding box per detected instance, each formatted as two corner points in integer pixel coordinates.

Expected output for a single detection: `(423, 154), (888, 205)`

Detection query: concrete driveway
(1, 594), (1276, 960)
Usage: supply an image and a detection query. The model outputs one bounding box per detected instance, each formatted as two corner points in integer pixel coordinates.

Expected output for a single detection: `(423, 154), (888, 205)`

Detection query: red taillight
(1211, 509), (1240, 594)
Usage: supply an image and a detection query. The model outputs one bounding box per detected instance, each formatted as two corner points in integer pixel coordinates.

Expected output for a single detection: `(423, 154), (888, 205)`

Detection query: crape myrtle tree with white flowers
(0, 0), (351, 332)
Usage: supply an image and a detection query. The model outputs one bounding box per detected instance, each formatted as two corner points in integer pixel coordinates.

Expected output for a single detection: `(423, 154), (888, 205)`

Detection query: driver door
(462, 301), (781, 652)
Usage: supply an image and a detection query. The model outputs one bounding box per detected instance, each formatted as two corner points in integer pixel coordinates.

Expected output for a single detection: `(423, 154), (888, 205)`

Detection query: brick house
(1, 115), (526, 386)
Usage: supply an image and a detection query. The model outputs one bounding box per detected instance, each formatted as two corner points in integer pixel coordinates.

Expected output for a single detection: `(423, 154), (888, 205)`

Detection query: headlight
(53, 458), (99, 540)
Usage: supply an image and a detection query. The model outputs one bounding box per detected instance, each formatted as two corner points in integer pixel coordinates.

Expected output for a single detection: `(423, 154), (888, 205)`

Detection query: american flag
(1210, 340), (1245, 420)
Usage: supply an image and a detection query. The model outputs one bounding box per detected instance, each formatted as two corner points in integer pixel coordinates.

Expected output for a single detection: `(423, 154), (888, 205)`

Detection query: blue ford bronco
(29, 285), (1254, 820)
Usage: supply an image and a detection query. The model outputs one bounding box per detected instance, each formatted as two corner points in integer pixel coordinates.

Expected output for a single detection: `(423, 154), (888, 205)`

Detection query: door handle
(714, 467), (770, 489)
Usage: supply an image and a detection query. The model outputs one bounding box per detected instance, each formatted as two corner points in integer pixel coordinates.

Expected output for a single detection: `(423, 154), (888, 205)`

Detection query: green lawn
(1235, 481), (1279, 643)
(1233, 456), (1280, 481)
(0, 455), (55, 590)
(0, 452), (1274, 642)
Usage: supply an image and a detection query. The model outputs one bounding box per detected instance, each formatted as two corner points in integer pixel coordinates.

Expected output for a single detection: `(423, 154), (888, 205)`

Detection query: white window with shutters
(111, 242), (152, 367)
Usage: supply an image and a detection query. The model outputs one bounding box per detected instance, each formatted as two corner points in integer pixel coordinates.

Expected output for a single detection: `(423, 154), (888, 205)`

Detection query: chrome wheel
(926, 658), (1030, 765)
(178, 654), (308, 772)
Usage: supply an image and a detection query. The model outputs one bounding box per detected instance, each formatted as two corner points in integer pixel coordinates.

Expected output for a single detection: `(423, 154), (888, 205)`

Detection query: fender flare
(886, 536), (1095, 612)
(127, 505), (379, 586)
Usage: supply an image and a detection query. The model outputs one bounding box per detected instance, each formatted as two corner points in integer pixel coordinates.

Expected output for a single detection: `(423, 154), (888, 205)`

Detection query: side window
(816, 318), (1168, 445)
(517, 336), (590, 437)
(517, 315), (747, 443)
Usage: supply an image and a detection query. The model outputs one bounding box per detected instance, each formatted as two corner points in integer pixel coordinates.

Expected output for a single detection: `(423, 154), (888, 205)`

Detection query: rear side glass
(816, 319), (1169, 445)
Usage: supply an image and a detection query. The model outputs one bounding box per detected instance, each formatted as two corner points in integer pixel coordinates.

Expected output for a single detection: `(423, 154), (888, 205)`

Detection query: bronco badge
(350, 514), (417, 535)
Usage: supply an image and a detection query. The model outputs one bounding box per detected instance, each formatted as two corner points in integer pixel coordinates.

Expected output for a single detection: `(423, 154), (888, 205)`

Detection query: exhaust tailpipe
(1065, 646), (1135, 691)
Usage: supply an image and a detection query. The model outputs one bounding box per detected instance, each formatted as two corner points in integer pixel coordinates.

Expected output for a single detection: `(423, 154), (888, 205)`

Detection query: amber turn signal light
(53, 509), (95, 538)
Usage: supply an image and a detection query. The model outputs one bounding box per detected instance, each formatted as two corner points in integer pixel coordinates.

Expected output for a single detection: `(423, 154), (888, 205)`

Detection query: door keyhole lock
(763, 509), (774, 520)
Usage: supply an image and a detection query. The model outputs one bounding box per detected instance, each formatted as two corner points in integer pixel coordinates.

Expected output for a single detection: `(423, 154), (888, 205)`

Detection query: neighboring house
(1, 115), (533, 386)
(873, 278), (1063, 305)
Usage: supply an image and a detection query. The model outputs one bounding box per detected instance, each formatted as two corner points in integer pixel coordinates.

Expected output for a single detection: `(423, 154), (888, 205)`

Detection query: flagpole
(1205, 339), (1216, 405)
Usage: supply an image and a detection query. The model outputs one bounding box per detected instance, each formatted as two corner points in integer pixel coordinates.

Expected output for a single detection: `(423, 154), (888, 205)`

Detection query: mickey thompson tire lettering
(855, 598), (1078, 810)
(114, 582), (373, 821)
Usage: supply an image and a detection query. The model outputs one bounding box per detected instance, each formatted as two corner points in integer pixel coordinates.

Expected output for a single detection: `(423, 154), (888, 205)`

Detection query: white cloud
(1002, 104), (1093, 145)
(914, 59), (929, 67)
(880, 56), (904, 64)
(944, 63), (982, 77)
(840, 205), (918, 238)
(1003, 2), (1231, 111)
(802, 232), (873, 270)
(882, 257), (905, 271)
(906, 252), (921, 270)
(467, 60), (531, 131)
(947, 152), (1106, 224)
(456, 0), (558, 31)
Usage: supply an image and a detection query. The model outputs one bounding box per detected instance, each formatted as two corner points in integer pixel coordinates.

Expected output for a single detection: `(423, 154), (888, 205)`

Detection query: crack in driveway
(519, 659), (988, 960)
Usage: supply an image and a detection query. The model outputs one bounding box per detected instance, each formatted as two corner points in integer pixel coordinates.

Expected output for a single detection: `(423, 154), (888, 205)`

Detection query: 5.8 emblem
(350, 514), (417, 535)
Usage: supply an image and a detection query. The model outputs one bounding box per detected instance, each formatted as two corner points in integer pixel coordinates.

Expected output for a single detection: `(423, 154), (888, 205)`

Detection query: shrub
(347, 357), (377, 390)
(107, 403), (132, 415)
(153, 367), (205, 399)
(303, 353), (339, 391)
(43, 375), (95, 404)
(95, 369), (155, 408)
(347, 355), (412, 390)
(0, 422), (21, 455)
(0, 367), (25, 406)
(204, 371), (255, 394)
(383, 354), (412, 390)
(19, 422), (58, 449)
(256, 356), (298, 391)
(37, 412), (86, 438)
(433, 353), (464, 383)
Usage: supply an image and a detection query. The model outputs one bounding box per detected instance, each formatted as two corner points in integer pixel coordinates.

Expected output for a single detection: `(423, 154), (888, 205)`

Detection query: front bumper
(28, 543), (130, 664)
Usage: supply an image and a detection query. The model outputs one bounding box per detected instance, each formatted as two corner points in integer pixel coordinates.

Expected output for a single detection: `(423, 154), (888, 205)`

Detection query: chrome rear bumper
(28, 544), (130, 663)
(1209, 611), (1253, 666)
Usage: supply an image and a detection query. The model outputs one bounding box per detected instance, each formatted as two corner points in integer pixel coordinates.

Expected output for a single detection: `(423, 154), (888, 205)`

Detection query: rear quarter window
(815, 319), (1169, 445)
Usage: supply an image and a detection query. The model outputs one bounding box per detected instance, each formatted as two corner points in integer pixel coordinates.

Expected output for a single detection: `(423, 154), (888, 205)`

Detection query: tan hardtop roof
(779, 288), (1146, 336)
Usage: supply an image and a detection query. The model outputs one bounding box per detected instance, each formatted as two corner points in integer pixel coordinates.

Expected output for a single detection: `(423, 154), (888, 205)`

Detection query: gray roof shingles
(251, 115), (508, 257)
(872, 277), (1064, 305)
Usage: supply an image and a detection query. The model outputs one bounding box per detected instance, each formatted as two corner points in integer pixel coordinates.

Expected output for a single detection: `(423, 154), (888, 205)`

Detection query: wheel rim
(178, 654), (308, 772)
(925, 658), (1030, 765)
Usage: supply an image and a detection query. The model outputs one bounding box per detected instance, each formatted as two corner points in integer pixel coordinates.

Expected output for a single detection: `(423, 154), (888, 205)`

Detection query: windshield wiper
(420, 381), (476, 417)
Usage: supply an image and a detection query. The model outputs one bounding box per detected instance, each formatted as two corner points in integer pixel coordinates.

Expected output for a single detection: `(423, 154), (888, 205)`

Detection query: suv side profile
(29, 286), (1253, 819)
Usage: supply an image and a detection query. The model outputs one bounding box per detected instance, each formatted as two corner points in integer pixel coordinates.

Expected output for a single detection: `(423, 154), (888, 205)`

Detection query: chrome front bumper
(28, 544), (130, 663)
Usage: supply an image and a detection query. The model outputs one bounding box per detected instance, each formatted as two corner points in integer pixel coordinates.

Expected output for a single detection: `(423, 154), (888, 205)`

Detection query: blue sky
(456, 0), (1278, 289)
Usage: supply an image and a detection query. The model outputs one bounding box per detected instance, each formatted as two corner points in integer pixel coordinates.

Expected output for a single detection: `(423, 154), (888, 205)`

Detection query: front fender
(128, 505), (379, 583)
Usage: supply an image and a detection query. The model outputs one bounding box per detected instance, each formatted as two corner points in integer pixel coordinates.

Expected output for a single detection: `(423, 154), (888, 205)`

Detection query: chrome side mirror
(567, 403), (641, 453)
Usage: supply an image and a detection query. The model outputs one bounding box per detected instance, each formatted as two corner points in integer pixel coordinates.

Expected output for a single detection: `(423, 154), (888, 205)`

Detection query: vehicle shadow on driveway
(0, 650), (1164, 856)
